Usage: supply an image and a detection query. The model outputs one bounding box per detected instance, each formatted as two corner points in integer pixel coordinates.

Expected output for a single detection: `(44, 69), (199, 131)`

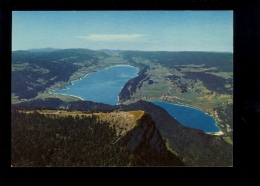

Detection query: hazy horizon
(12, 47), (233, 53)
(12, 11), (233, 52)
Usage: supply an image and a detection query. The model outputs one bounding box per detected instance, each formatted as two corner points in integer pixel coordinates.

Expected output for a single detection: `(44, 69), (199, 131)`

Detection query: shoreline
(150, 99), (208, 112)
(49, 64), (140, 104)
(54, 93), (84, 101)
(150, 99), (218, 120)
(50, 64), (139, 94)
(149, 99), (222, 134)
(206, 131), (224, 136)
(67, 95), (84, 101)
(117, 66), (140, 105)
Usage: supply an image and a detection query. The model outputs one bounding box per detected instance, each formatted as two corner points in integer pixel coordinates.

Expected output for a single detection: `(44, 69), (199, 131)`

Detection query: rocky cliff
(92, 110), (172, 159)
(115, 111), (183, 166)
(119, 112), (168, 156)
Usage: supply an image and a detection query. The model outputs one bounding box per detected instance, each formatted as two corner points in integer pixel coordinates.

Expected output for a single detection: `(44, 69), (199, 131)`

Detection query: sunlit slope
(24, 109), (144, 136)
(14, 109), (183, 166)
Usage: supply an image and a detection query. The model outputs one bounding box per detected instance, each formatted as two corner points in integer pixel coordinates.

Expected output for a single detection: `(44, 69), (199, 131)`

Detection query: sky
(12, 11), (233, 52)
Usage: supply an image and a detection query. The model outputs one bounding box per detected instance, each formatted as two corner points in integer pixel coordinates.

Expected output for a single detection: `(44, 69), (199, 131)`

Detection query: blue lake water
(51, 65), (220, 133)
(152, 101), (220, 133)
(51, 65), (139, 105)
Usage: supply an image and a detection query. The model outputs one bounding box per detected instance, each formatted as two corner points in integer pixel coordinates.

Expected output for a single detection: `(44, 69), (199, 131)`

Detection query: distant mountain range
(27, 48), (62, 53)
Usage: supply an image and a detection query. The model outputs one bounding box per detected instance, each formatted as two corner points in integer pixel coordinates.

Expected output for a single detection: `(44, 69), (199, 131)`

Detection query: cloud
(77, 34), (145, 42)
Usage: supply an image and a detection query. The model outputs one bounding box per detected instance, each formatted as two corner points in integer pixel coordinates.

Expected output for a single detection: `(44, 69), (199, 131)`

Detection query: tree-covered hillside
(12, 49), (109, 99)
(11, 109), (183, 167)
(13, 99), (233, 166)
(119, 51), (233, 71)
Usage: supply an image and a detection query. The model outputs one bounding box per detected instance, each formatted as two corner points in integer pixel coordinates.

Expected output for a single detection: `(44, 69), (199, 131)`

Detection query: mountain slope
(13, 98), (232, 166)
(120, 100), (233, 166)
(11, 109), (184, 166)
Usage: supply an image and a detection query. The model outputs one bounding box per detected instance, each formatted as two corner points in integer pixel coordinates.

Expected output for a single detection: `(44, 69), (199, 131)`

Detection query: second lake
(152, 101), (220, 133)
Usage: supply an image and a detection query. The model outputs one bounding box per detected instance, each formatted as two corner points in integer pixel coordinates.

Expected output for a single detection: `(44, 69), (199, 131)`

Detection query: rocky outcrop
(118, 112), (168, 156)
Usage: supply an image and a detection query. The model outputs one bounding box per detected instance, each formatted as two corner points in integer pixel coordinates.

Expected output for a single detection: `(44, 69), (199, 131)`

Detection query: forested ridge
(11, 109), (184, 166)
(120, 51), (233, 71)
(13, 99), (232, 166)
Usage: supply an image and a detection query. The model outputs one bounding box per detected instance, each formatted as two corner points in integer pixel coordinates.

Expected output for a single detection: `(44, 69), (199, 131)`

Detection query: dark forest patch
(184, 72), (233, 94)
(119, 65), (149, 102)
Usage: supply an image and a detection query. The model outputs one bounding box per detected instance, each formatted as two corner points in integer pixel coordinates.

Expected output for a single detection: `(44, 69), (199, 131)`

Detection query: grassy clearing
(165, 139), (180, 156)
(12, 92), (81, 104)
(36, 92), (81, 102)
(25, 110), (85, 116)
(11, 94), (22, 104)
(206, 72), (233, 79)
(222, 136), (233, 145)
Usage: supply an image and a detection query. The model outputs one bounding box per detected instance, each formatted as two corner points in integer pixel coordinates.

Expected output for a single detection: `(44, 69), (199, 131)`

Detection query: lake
(51, 65), (220, 133)
(152, 101), (220, 133)
(51, 65), (139, 105)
